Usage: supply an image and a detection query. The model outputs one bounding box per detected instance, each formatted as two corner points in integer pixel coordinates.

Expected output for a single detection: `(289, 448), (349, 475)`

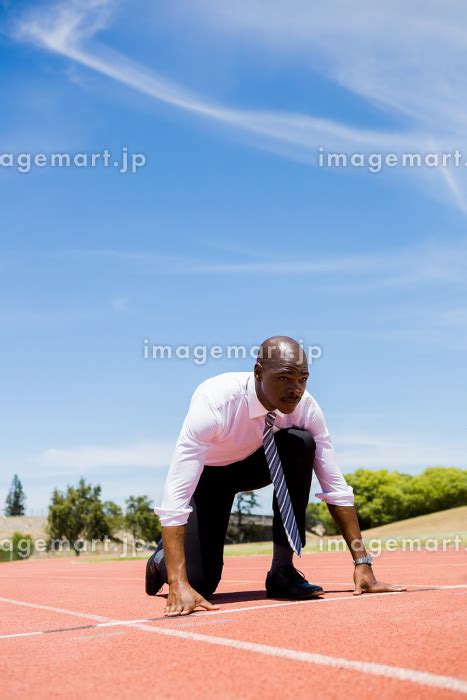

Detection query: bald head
(256, 336), (307, 369)
(254, 336), (309, 414)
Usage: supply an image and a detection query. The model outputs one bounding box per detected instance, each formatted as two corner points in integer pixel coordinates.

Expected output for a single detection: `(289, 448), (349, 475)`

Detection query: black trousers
(160, 428), (315, 596)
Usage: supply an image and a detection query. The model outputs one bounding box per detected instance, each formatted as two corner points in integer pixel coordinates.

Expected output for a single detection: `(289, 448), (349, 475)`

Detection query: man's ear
(254, 362), (263, 381)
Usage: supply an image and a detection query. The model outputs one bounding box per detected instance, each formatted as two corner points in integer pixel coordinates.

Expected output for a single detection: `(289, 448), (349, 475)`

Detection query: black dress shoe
(145, 546), (164, 596)
(265, 565), (324, 600)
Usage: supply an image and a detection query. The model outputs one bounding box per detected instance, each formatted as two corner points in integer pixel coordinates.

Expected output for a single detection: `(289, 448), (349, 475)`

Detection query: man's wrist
(168, 575), (190, 587)
(353, 553), (373, 566)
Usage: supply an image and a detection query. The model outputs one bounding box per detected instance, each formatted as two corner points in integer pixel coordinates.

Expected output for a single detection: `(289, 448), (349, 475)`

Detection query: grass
(100, 505), (467, 560)
(224, 541), (274, 557)
(224, 506), (467, 556)
(357, 505), (467, 539)
(2, 506), (465, 562)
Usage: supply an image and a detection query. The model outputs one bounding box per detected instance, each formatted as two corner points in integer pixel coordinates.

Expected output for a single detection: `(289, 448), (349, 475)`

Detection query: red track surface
(1, 549), (466, 699)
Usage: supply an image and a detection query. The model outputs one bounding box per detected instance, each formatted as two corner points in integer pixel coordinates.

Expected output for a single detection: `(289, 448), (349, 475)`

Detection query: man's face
(256, 362), (309, 414)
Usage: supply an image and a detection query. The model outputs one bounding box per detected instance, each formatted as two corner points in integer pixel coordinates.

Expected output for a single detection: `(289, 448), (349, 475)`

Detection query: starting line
(0, 587), (466, 694)
(1, 584), (466, 641)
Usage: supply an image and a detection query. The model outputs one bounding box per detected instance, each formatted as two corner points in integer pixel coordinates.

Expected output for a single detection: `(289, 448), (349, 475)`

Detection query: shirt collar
(246, 373), (269, 418)
(246, 373), (285, 419)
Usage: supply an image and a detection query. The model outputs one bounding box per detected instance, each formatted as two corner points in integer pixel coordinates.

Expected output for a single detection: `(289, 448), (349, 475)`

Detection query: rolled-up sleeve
(300, 395), (354, 506)
(154, 393), (220, 527)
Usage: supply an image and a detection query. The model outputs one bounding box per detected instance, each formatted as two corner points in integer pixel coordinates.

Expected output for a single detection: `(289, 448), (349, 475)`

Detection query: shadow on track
(210, 589), (267, 604)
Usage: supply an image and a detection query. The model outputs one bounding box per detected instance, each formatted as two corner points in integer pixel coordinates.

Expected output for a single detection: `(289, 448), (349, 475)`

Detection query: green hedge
(307, 467), (467, 534)
(0, 532), (34, 562)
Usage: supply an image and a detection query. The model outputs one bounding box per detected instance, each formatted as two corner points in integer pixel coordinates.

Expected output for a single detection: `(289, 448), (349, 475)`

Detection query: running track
(1, 549), (466, 699)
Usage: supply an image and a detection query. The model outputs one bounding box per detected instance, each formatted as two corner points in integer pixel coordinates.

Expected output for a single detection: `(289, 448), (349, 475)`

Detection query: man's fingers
(164, 593), (219, 617)
(178, 600), (218, 615)
(353, 585), (363, 596)
(165, 602), (186, 616)
(196, 598), (219, 611)
(165, 604), (218, 616)
(362, 581), (408, 594)
(165, 607), (183, 616)
(375, 582), (407, 592)
(166, 605), (194, 616)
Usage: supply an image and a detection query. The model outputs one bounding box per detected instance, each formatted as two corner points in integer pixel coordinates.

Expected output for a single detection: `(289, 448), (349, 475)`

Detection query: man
(147, 336), (406, 616)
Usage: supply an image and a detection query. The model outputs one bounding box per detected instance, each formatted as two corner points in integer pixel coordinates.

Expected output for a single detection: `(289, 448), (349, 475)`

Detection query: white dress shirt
(155, 371), (354, 527)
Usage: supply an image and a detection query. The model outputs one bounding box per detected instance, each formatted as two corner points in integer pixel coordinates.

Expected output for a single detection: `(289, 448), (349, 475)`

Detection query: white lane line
(221, 580), (467, 588)
(3, 617), (465, 695)
(0, 596), (109, 623)
(131, 623), (467, 694)
(1, 595), (467, 693)
(0, 631), (44, 640)
(0, 575), (142, 581)
(165, 584), (464, 618)
(98, 618), (155, 628)
(229, 564), (467, 571)
(208, 586), (467, 615)
(219, 584), (467, 606)
(1, 585), (465, 640)
(0, 575), (462, 588)
(0, 616), (235, 640)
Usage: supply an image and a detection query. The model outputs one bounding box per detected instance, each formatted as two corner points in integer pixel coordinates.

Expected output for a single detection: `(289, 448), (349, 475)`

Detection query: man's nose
(289, 381), (302, 393)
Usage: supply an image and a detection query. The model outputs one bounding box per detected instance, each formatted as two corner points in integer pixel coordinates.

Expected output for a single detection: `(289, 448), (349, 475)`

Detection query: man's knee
(296, 429), (316, 454)
(281, 428), (316, 460)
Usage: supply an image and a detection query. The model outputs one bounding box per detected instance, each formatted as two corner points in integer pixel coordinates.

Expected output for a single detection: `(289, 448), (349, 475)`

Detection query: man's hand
(165, 581), (219, 617)
(325, 507), (407, 596)
(162, 525), (218, 616)
(353, 564), (407, 595)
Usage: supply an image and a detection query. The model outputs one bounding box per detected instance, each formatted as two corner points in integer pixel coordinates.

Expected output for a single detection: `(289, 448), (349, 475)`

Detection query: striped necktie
(263, 411), (302, 556)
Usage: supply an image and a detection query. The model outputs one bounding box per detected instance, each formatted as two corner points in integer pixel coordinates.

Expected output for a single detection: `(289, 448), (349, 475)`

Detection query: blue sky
(0, 0), (466, 515)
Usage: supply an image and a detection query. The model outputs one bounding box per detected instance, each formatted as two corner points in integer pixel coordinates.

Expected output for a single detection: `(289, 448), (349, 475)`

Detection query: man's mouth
(282, 397), (300, 404)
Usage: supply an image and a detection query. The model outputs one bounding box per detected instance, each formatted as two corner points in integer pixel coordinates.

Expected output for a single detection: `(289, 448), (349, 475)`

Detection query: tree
(0, 532), (34, 562)
(103, 500), (124, 533)
(409, 467), (467, 516)
(345, 469), (414, 530)
(5, 475), (26, 516)
(125, 495), (161, 543)
(47, 478), (111, 555)
(305, 503), (328, 534)
(343, 467), (467, 530)
(234, 491), (259, 530)
(305, 501), (339, 535)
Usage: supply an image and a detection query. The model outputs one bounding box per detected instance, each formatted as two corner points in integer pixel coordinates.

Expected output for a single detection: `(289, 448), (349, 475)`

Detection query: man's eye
(300, 378), (308, 383)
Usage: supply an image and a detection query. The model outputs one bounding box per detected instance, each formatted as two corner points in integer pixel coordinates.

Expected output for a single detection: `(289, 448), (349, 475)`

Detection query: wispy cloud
(11, 0), (414, 150)
(0, 440), (175, 513)
(1, 432), (463, 515)
(334, 431), (467, 472)
(183, 1), (467, 131)
(0, 439), (175, 511)
(11, 0), (465, 207)
(39, 440), (173, 472)
(178, 0), (467, 209)
(69, 238), (467, 288)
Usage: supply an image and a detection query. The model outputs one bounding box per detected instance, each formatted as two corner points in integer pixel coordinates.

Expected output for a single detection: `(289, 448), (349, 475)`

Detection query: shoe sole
(145, 552), (164, 596)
